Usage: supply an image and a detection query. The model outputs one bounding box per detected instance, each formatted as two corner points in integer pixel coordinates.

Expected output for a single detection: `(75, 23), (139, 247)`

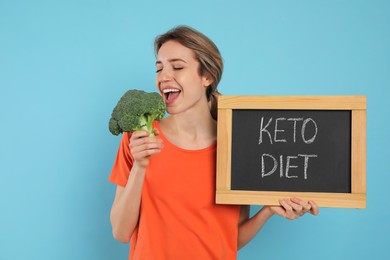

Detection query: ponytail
(207, 87), (221, 121)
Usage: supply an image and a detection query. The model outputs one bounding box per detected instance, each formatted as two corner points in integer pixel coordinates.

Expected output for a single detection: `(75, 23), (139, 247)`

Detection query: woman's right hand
(129, 129), (163, 168)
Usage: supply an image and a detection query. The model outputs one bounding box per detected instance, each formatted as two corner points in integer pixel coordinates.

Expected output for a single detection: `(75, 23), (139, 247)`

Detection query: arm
(237, 198), (319, 249)
(109, 164), (146, 243)
(110, 130), (163, 243)
(237, 206), (274, 250)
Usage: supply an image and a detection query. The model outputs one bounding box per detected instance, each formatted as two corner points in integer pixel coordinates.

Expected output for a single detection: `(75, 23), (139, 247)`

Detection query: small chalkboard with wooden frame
(216, 96), (366, 208)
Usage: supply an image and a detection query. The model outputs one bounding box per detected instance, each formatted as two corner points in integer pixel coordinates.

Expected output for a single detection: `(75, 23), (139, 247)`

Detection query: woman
(109, 25), (319, 259)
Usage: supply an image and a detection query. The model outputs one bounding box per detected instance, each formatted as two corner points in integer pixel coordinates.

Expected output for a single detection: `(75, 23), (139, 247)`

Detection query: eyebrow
(155, 58), (188, 65)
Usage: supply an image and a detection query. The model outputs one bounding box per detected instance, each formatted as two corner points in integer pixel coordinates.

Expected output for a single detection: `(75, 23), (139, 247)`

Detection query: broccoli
(109, 89), (166, 137)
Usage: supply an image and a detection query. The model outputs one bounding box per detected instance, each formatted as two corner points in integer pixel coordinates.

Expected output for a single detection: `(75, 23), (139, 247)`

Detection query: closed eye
(155, 66), (184, 73)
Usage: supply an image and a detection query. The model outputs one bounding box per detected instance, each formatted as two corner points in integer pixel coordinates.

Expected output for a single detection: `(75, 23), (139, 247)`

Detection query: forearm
(237, 207), (274, 250)
(110, 164), (146, 243)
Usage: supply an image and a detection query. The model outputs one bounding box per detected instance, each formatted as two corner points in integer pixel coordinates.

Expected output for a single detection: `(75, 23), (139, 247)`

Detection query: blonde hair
(154, 25), (223, 120)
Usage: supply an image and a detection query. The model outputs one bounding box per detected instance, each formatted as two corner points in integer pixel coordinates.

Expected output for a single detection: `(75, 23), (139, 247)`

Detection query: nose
(156, 68), (173, 84)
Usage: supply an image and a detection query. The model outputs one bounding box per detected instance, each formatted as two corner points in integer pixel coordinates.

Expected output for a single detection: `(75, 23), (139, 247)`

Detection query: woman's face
(156, 40), (212, 115)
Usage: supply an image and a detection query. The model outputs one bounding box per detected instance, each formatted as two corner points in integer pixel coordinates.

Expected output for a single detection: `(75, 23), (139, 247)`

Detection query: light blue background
(1, 0), (388, 259)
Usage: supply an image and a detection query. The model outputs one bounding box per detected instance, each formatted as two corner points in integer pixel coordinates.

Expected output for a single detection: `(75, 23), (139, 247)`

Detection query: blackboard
(231, 110), (351, 193)
(216, 96), (366, 208)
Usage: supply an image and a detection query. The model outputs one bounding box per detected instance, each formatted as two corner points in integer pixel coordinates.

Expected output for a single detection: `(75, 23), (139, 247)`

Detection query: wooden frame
(216, 96), (366, 208)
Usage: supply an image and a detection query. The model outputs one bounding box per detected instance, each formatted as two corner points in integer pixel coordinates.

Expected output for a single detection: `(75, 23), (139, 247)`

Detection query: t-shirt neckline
(153, 121), (216, 153)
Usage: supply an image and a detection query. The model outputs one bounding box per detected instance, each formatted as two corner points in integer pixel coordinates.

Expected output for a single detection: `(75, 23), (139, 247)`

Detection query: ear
(202, 75), (214, 88)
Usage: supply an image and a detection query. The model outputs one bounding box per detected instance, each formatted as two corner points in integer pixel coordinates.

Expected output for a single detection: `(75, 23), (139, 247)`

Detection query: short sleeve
(108, 132), (134, 187)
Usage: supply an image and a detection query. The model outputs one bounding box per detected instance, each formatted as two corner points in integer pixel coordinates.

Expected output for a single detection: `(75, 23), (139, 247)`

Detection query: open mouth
(162, 88), (181, 104)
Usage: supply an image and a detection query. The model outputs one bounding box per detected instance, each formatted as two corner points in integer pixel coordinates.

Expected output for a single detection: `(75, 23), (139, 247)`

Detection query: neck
(160, 106), (217, 149)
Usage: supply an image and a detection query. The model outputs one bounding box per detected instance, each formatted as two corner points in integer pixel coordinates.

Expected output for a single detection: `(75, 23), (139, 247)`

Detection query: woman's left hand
(267, 197), (319, 220)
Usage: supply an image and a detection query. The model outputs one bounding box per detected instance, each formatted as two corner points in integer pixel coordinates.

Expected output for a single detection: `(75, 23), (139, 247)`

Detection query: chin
(165, 107), (178, 115)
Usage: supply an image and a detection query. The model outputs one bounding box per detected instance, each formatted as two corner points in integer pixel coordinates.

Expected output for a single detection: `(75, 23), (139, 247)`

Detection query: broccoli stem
(138, 114), (156, 137)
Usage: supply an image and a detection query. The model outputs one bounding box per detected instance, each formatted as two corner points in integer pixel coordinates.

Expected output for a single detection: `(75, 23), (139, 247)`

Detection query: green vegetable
(109, 89), (166, 136)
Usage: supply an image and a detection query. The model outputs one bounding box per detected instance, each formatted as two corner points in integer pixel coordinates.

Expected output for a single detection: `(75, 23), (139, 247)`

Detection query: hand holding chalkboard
(267, 197), (319, 220)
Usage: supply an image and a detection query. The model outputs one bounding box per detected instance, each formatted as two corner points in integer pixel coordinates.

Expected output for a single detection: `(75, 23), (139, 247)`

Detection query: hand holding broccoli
(109, 89), (166, 136)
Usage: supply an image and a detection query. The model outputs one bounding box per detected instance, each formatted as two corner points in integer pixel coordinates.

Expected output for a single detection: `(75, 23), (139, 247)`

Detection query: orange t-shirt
(109, 121), (240, 260)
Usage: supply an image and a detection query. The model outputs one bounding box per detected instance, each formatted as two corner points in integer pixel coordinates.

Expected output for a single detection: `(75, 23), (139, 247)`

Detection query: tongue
(166, 92), (180, 104)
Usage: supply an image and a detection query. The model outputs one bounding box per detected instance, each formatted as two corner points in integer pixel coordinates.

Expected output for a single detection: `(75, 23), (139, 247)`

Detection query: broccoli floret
(109, 89), (166, 137)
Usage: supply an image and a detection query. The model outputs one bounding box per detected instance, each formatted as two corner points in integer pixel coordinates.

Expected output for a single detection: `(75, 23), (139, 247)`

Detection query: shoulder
(120, 131), (132, 145)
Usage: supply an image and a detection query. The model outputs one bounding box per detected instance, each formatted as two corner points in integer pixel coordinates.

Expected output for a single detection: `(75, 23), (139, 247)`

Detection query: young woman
(109, 25), (319, 259)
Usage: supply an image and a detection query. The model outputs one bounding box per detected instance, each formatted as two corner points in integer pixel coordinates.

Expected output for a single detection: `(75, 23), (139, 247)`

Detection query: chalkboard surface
(231, 109), (352, 193)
